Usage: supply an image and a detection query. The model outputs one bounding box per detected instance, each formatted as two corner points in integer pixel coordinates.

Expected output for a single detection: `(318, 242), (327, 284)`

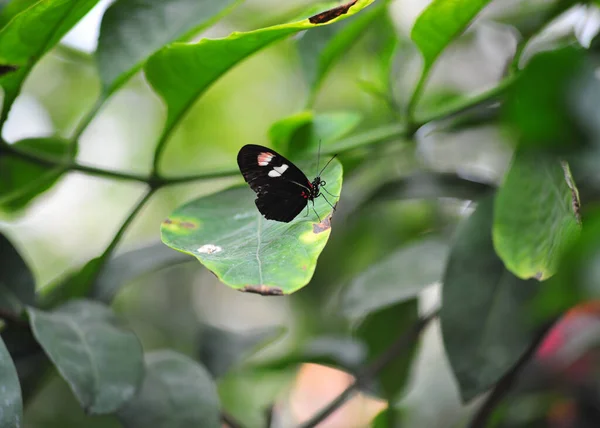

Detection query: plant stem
(69, 95), (107, 156)
(406, 65), (431, 131)
(297, 311), (438, 428)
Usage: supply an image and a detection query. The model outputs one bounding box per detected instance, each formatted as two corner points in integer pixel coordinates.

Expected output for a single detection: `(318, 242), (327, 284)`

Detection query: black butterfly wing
(237, 144), (311, 222)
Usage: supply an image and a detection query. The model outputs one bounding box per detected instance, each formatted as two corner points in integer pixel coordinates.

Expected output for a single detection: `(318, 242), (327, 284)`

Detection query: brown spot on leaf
(308, 0), (358, 24)
(0, 64), (18, 77)
(241, 285), (284, 296)
(534, 272), (544, 281)
(313, 213), (332, 234)
(180, 221), (197, 229)
(162, 218), (173, 225)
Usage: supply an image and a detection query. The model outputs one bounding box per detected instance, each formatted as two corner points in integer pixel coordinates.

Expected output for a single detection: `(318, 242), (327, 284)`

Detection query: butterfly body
(237, 144), (333, 223)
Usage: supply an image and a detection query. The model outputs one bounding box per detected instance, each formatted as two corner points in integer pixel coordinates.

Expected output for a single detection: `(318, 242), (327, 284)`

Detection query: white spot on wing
(257, 152), (274, 166)
(268, 164), (289, 177)
(197, 244), (222, 254)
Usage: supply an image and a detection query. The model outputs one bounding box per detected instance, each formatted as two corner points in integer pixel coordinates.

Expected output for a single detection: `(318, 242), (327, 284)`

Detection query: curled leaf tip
(309, 0), (358, 24)
(241, 285), (284, 296)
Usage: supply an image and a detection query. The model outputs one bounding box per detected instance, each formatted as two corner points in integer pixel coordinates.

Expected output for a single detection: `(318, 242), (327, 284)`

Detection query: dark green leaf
(198, 324), (284, 378)
(493, 151), (580, 280)
(356, 299), (418, 399)
(441, 195), (540, 402)
(0, 232), (34, 314)
(161, 159), (342, 295)
(97, 0), (242, 93)
(269, 110), (361, 157)
(92, 242), (190, 304)
(143, 0), (376, 144)
(27, 300), (144, 414)
(342, 238), (448, 319)
(0, 138), (73, 212)
(117, 350), (220, 428)
(0, 336), (22, 427)
(0, 0), (102, 125)
(411, 0), (492, 71)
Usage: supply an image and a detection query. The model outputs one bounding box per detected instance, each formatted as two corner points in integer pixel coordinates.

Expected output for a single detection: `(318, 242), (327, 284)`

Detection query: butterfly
(237, 144), (338, 223)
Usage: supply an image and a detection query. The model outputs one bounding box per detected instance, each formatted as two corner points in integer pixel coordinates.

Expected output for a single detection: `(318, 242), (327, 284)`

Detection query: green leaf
(92, 242), (190, 304)
(0, 232), (34, 314)
(117, 350), (220, 428)
(441, 195), (540, 402)
(363, 172), (494, 206)
(97, 0), (242, 93)
(144, 0), (376, 151)
(493, 151), (580, 280)
(0, 336), (22, 427)
(342, 238), (449, 319)
(161, 158), (343, 295)
(198, 324), (284, 378)
(297, 0), (388, 105)
(410, 0), (492, 71)
(27, 300), (144, 414)
(269, 110), (361, 157)
(355, 299), (418, 399)
(0, 0), (101, 125)
(323, 123), (405, 154)
(0, 138), (73, 212)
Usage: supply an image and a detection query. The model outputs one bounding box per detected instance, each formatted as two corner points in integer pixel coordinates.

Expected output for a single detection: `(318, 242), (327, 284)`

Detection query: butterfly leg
(320, 193), (337, 212)
(311, 200), (322, 223)
(321, 186), (339, 198)
(303, 202), (310, 217)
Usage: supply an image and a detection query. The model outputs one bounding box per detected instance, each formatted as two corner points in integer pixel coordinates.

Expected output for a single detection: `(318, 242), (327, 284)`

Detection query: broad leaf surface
(92, 242), (190, 303)
(442, 195), (540, 402)
(28, 300), (144, 414)
(411, 0), (492, 71)
(269, 110), (361, 157)
(97, 0), (242, 93)
(0, 138), (72, 212)
(322, 123), (405, 154)
(493, 151), (580, 280)
(0, 336), (22, 427)
(144, 0), (375, 144)
(0, 232), (34, 314)
(161, 159), (342, 294)
(198, 325), (284, 378)
(342, 238), (448, 319)
(117, 350), (220, 428)
(356, 299), (419, 399)
(0, 0), (101, 125)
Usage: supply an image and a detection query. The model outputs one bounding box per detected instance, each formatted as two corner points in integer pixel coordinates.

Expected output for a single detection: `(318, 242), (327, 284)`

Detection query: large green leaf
(0, 336), (22, 427)
(410, 0), (492, 71)
(356, 299), (419, 399)
(144, 0), (375, 165)
(296, 0), (388, 105)
(161, 158), (343, 294)
(441, 195), (540, 402)
(92, 242), (190, 304)
(27, 300), (144, 414)
(117, 350), (220, 428)
(96, 0), (242, 93)
(493, 151), (580, 280)
(269, 110), (361, 157)
(342, 238), (448, 319)
(0, 138), (73, 212)
(0, 232), (34, 314)
(0, 0), (101, 125)
(198, 324), (284, 378)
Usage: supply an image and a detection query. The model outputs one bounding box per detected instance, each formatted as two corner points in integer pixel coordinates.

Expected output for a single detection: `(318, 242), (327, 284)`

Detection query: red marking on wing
(257, 152), (274, 165)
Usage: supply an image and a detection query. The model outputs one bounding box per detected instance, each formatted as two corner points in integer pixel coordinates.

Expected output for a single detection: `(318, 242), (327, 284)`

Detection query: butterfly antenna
(318, 154), (337, 177)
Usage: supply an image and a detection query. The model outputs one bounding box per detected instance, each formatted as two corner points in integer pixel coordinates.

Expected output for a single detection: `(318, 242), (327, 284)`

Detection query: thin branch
(467, 319), (558, 428)
(406, 65), (432, 130)
(222, 412), (245, 428)
(155, 168), (241, 186)
(297, 311), (438, 428)
(69, 95), (107, 156)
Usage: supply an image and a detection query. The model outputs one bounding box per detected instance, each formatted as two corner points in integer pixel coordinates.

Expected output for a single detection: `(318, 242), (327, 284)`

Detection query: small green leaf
(0, 232), (34, 314)
(356, 299), (418, 399)
(97, 0), (242, 93)
(342, 238), (448, 319)
(161, 159), (342, 294)
(27, 300), (144, 414)
(269, 110), (361, 157)
(117, 350), (220, 428)
(144, 0), (375, 150)
(493, 151), (580, 280)
(323, 123), (405, 154)
(198, 325), (284, 378)
(0, 138), (73, 212)
(0, 336), (22, 427)
(0, 0), (101, 125)
(441, 195), (540, 402)
(92, 242), (190, 304)
(410, 0), (492, 71)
